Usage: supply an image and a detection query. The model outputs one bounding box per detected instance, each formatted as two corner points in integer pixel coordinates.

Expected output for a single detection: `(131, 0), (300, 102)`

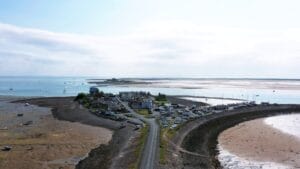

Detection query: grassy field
(129, 124), (149, 169)
(136, 109), (149, 116)
(136, 109), (153, 118)
(154, 100), (169, 106)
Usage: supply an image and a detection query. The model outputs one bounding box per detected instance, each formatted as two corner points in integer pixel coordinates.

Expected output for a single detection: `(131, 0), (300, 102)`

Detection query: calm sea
(0, 77), (300, 104)
(0, 77), (90, 97)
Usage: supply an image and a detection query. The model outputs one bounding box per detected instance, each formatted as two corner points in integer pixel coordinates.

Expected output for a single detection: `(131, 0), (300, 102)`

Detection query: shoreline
(218, 115), (300, 168)
(162, 104), (300, 169)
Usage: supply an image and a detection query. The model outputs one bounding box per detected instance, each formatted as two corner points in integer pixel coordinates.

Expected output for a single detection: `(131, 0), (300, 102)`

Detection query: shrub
(94, 91), (105, 98)
(74, 93), (87, 101)
(155, 93), (167, 102)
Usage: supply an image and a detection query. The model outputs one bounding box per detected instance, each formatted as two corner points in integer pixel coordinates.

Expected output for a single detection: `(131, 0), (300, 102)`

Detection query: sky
(0, 0), (300, 78)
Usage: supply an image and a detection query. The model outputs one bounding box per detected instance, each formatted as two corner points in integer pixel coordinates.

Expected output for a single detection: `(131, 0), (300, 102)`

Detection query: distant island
(88, 78), (151, 86)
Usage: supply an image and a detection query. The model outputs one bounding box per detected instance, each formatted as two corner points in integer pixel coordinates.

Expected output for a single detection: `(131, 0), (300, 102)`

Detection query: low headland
(1, 91), (299, 169)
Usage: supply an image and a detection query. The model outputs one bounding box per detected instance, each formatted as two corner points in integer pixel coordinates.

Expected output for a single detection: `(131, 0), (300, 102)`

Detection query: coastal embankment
(163, 104), (300, 169)
(166, 96), (208, 107)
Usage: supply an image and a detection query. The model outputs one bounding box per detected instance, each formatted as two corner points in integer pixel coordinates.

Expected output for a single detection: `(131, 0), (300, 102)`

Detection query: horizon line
(0, 76), (300, 81)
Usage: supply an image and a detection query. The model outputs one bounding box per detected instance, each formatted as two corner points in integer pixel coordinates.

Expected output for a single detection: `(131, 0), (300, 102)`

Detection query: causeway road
(117, 97), (159, 169)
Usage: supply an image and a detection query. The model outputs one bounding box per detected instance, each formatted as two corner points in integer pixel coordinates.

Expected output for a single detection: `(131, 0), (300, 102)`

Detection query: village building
(89, 87), (99, 95)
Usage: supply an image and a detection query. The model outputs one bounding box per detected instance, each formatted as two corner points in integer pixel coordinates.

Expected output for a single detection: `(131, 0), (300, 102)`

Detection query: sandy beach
(218, 114), (300, 168)
(0, 96), (112, 169)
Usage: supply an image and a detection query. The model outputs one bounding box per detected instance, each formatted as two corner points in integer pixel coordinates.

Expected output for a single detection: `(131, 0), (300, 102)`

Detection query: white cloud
(0, 21), (299, 78)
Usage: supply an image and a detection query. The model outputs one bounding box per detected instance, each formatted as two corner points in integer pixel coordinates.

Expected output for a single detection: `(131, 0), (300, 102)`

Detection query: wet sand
(218, 115), (300, 168)
(89, 79), (300, 90)
(0, 97), (112, 169)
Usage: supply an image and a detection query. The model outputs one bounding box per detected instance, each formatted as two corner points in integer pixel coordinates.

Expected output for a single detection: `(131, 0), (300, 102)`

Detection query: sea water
(0, 76), (90, 97)
(265, 114), (300, 139)
(0, 77), (300, 104)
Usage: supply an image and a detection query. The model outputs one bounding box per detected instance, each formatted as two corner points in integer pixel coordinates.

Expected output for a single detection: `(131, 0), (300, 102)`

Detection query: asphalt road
(117, 97), (159, 169)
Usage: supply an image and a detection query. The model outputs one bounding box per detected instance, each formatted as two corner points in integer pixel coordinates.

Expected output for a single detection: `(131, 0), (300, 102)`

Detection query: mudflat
(15, 96), (140, 169)
(0, 96), (112, 169)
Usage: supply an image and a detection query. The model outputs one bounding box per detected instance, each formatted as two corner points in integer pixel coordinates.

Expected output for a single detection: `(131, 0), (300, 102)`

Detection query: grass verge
(159, 128), (168, 164)
(129, 124), (149, 169)
(159, 124), (183, 164)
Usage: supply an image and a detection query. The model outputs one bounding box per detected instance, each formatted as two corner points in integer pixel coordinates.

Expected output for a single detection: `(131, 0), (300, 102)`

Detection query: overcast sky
(0, 0), (299, 78)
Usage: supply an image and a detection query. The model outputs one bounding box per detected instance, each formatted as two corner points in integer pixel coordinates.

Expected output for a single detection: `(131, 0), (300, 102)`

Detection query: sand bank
(218, 114), (300, 169)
